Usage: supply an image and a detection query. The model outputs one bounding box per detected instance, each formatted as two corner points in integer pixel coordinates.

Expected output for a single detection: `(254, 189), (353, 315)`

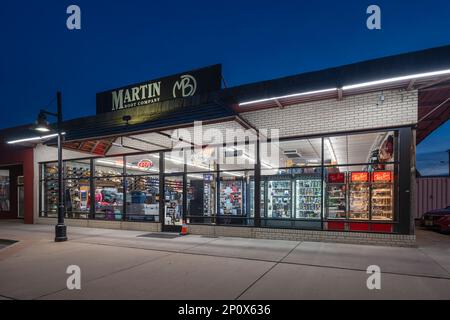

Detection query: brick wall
(188, 224), (416, 247)
(241, 89), (418, 137)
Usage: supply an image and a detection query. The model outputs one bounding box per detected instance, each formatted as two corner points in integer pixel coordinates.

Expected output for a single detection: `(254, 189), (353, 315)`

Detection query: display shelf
(295, 177), (321, 219)
(267, 180), (291, 218)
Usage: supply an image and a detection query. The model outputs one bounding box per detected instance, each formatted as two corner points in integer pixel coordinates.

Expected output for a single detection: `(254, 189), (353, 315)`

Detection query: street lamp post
(36, 92), (67, 242)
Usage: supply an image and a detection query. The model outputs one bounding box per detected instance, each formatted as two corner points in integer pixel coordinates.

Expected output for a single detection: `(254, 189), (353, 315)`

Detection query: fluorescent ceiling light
(239, 88), (337, 106)
(7, 132), (65, 144)
(342, 69), (450, 90)
(325, 138), (337, 164)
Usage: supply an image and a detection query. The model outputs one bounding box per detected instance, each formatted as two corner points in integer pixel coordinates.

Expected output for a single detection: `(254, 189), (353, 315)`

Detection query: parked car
(421, 206), (450, 233)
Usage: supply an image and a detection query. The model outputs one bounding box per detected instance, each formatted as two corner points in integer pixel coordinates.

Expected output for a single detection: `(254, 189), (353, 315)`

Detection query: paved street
(0, 221), (449, 300)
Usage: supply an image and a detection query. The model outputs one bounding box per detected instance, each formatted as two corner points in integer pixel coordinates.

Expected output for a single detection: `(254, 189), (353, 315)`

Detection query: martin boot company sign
(96, 64), (222, 114)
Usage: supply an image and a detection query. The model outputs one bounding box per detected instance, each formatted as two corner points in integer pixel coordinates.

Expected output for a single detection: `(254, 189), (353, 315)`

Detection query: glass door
(163, 175), (184, 232)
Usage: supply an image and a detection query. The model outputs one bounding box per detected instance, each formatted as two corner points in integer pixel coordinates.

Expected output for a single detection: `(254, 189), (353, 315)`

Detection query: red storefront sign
(350, 172), (369, 182)
(328, 173), (345, 183)
(372, 171), (392, 182)
(137, 159), (154, 168)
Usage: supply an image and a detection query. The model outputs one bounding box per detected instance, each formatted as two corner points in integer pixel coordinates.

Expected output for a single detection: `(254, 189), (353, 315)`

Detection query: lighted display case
(371, 171), (394, 221)
(349, 172), (369, 220)
(295, 175), (322, 219)
(219, 179), (243, 216)
(267, 179), (291, 218)
(326, 172), (347, 219)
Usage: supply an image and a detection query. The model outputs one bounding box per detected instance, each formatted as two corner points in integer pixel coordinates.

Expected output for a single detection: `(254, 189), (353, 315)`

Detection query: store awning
(417, 84), (450, 144)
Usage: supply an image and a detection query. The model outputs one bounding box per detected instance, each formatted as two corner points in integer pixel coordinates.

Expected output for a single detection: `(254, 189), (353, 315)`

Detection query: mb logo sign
(173, 74), (197, 98)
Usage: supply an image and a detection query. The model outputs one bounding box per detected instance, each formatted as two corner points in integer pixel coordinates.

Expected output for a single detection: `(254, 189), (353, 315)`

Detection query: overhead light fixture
(239, 88), (337, 106)
(7, 132), (65, 144)
(34, 111), (51, 132)
(342, 69), (450, 90)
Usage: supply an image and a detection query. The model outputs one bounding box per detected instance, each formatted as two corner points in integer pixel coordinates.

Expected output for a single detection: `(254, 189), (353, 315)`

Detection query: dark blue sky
(0, 0), (449, 172)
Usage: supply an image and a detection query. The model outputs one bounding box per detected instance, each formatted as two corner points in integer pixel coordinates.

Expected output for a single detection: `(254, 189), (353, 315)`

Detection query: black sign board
(96, 64), (222, 114)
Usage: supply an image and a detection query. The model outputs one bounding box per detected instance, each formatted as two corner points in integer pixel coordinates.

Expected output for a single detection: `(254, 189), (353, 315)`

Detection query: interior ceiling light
(325, 138), (337, 164)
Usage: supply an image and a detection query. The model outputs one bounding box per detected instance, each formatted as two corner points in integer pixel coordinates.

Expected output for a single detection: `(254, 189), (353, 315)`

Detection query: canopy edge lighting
(239, 88), (337, 106)
(342, 69), (450, 90)
(239, 68), (450, 107)
(7, 132), (66, 144)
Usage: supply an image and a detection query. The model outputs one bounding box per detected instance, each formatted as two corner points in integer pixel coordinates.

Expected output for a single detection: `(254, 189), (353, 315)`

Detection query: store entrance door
(163, 175), (184, 232)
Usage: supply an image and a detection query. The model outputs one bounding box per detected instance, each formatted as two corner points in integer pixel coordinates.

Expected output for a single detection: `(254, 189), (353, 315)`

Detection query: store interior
(40, 130), (396, 229)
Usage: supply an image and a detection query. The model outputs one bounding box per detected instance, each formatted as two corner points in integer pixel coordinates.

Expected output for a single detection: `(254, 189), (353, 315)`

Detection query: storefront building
(3, 45), (450, 245)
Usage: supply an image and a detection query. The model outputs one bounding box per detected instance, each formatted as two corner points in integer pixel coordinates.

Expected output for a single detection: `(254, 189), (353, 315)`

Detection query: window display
(326, 172), (346, 219)
(349, 172), (369, 220)
(65, 179), (90, 218)
(94, 178), (124, 220)
(249, 179), (264, 218)
(126, 176), (159, 221)
(295, 174), (322, 219)
(371, 171), (393, 220)
(65, 160), (91, 179)
(94, 157), (124, 176)
(42, 180), (58, 217)
(187, 174), (216, 223)
(219, 179), (243, 215)
(164, 176), (183, 226)
(267, 179), (291, 219)
(0, 170), (10, 212)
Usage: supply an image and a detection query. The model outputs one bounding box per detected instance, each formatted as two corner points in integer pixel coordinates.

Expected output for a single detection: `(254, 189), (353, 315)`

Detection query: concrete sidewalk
(0, 221), (449, 300)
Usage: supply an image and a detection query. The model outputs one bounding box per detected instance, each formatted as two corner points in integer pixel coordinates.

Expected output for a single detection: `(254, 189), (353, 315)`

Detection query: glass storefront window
(187, 173), (216, 224)
(43, 162), (58, 180)
(42, 180), (58, 218)
(324, 165), (395, 222)
(164, 152), (185, 173)
(164, 175), (184, 227)
(218, 171), (253, 226)
(294, 173), (322, 219)
(94, 178), (124, 220)
(65, 160), (91, 179)
(324, 131), (396, 166)
(64, 179), (90, 219)
(371, 170), (394, 221)
(125, 154), (160, 175)
(94, 157), (124, 177)
(125, 175), (160, 221)
(0, 170), (10, 212)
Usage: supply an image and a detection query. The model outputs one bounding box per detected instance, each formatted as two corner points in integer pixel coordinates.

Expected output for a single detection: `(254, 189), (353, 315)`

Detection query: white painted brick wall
(242, 89), (418, 137)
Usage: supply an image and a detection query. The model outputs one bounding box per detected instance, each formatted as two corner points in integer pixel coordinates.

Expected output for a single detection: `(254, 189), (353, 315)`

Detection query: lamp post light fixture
(34, 92), (67, 242)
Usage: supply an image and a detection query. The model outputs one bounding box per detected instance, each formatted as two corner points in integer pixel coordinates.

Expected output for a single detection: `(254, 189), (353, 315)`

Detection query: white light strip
(239, 68), (450, 107)
(239, 88), (337, 106)
(325, 138), (337, 164)
(342, 69), (450, 90)
(7, 132), (66, 144)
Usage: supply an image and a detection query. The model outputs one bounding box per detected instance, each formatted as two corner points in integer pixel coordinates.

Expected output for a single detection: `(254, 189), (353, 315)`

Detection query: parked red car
(421, 206), (450, 233)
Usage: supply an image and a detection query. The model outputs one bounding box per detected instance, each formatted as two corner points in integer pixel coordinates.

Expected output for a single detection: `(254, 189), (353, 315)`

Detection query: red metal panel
(416, 177), (450, 218)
